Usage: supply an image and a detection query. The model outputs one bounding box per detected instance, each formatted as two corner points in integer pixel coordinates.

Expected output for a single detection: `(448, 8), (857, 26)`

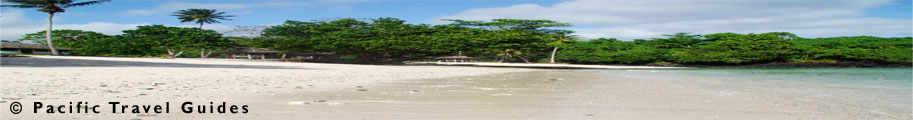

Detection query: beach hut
(0, 42), (72, 55)
(433, 56), (477, 63)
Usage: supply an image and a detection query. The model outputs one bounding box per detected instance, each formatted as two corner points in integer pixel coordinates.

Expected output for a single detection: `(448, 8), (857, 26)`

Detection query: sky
(1, 0), (911, 41)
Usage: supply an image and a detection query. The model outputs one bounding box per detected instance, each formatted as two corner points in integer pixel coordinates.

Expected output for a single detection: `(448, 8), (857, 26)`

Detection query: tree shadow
(1, 57), (319, 70)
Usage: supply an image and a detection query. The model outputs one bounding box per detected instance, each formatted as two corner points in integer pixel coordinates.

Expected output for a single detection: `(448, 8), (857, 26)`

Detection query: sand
(0, 56), (536, 119)
(409, 62), (688, 69)
(1, 56), (908, 119)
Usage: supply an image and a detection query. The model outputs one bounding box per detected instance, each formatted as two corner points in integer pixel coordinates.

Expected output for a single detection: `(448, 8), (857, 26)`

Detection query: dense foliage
(557, 32), (911, 65)
(16, 17), (912, 65)
(793, 36), (912, 63)
(22, 29), (108, 50)
(255, 18), (569, 63)
(20, 25), (232, 58)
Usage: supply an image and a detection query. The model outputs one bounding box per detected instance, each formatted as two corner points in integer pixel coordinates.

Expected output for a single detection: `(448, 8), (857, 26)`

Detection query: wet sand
(247, 70), (910, 119)
(2, 56), (909, 119)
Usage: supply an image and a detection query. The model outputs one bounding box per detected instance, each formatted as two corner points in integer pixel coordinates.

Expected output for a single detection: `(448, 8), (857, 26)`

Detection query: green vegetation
(557, 32), (911, 65)
(793, 36), (912, 63)
(1, 0), (111, 55)
(20, 25), (233, 58)
(122, 25), (231, 58)
(252, 18), (570, 64)
(15, 17), (912, 65)
(171, 8), (235, 58)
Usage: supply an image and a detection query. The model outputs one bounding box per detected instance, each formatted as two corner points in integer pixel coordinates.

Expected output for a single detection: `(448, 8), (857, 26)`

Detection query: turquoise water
(671, 68), (913, 88)
(610, 68), (912, 118)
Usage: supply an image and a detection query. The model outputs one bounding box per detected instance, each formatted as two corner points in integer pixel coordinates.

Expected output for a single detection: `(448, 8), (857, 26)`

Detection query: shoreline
(407, 61), (911, 69)
(7, 55), (909, 69)
(407, 62), (688, 69)
(680, 62), (912, 68)
(241, 69), (910, 119)
(1, 55), (908, 119)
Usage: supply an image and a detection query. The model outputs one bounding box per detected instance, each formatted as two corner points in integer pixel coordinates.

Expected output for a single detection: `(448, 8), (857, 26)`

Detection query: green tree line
(557, 33), (911, 65)
(18, 17), (912, 65)
(20, 25), (234, 58)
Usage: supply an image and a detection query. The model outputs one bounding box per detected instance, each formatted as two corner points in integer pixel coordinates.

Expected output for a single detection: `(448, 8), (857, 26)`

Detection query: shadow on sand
(1, 57), (316, 70)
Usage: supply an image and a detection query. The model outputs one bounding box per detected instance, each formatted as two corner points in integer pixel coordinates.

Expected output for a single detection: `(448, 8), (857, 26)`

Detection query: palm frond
(1, 0), (45, 8)
(0, 4), (41, 8)
(171, 8), (234, 25)
(63, 0), (110, 8)
(2, 0), (47, 5)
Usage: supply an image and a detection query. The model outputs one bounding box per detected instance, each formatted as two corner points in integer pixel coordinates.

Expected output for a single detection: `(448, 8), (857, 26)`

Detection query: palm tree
(171, 9), (234, 29)
(2, 0), (110, 55)
(548, 30), (576, 63)
(171, 9), (233, 58)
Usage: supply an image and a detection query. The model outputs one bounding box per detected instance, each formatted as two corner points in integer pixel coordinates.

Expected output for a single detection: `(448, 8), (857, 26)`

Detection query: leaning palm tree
(171, 9), (234, 29)
(548, 30), (576, 63)
(2, 0), (110, 55)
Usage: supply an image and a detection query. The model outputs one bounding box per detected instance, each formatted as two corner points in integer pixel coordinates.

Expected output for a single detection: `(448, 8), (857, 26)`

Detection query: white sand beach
(1, 56), (909, 120)
(1, 56), (537, 119)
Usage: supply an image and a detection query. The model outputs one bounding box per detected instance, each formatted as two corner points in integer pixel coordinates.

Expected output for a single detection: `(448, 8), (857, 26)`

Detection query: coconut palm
(171, 9), (234, 29)
(2, 0), (110, 55)
(171, 9), (233, 58)
(548, 30), (576, 63)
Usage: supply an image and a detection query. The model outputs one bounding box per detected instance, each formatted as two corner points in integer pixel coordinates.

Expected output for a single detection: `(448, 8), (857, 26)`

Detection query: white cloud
(1, 10), (41, 28)
(119, 1), (312, 16)
(2, 9), (50, 41)
(433, 0), (912, 40)
(2, 9), (234, 41)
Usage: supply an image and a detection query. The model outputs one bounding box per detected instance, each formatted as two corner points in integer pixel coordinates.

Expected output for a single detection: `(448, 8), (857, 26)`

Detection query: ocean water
(261, 67), (911, 119)
(610, 68), (912, 119)
(671, 68), (912, 88)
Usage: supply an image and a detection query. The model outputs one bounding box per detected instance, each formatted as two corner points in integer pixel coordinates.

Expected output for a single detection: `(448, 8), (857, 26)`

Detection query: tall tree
(171, 9), (234, 58)
(171, 9), (234, 29)
(1, 0), (110, 55)
(547, 30), (576, 63)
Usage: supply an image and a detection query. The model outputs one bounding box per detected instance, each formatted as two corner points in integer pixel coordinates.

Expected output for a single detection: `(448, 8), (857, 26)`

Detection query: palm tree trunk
(205, 50), (213, 58)
(516, 55), (531, 63)
(166, 48), (175, 59)
(200, 49), (206, 58)
(198, 49), (213, 58)
(46, 13), (60, 55)
(549, 47), (559, 63)
(166, 48), (184, 59)
(497, 55), (505, 63)
(199, 23), (204, 29)
(175, 50), (184, 57)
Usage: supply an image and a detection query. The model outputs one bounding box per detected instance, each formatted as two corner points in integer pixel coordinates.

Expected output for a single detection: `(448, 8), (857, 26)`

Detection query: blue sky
(2, 0), (911, 41)
(18, 0), (563, 25)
